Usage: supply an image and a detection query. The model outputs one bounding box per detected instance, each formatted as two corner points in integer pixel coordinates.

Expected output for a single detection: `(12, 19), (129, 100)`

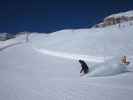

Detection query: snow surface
(0, 19), (133, 99)
(35, 48), (105, 63)
(31, 21), (133, 57)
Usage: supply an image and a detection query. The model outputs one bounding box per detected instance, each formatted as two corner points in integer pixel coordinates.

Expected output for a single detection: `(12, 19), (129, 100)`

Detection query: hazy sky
(0, 0), (133, 33)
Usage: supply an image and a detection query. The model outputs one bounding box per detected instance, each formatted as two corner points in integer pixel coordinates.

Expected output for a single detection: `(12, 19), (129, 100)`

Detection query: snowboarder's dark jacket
(79, 60), (89, 74)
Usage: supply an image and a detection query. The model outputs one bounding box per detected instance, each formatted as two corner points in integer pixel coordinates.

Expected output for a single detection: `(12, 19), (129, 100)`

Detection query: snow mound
(89, 57), (128, 77)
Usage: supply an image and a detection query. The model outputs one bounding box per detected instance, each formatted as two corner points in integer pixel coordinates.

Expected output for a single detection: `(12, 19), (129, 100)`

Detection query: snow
(35, 48), (105, 63)
(0, 34), (27, 50)
(31, 21), (133, 57)
(34, 48), (131, 77)
(0, 33), (8, 37)
(106, 10), (133, 19)
(88, 56), (129, 77)
(0, 14), (133, 99)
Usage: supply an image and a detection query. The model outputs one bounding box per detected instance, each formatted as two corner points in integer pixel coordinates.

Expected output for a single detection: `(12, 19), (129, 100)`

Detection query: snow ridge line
(0, 42), (22, 51)
(34, 48), (105, 63)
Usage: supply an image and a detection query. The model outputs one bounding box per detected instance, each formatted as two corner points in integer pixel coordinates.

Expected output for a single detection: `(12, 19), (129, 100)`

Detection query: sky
(0, 0), (133, 34)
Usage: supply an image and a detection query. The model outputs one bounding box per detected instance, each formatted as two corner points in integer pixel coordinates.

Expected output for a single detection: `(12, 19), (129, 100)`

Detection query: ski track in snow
(33, 48), (133, 63)
(1, 41), (132, 64)
(34, 48), (106, 63)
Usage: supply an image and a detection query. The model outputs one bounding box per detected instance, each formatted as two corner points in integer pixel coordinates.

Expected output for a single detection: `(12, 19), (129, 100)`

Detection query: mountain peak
(95, 10), (133, 28)
(106, 10), (133, 19)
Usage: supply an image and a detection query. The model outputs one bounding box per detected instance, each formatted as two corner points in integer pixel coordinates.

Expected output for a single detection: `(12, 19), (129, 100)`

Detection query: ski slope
(0, 43), (133, 100)
(35, 48), (132, 77)
(31, 21), (133, 57)
(0, 11), (133, 100)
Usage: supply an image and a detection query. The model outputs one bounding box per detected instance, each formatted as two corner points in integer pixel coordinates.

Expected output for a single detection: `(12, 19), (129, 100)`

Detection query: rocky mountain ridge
(95, 10), (133, 28)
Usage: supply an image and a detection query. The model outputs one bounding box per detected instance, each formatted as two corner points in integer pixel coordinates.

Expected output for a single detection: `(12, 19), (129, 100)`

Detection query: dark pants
(80, 68), (89, 74)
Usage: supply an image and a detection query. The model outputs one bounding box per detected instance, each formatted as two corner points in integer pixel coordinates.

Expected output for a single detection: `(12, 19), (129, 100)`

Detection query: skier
(79, 59), (89, 75)
(120, 56), (130, 65)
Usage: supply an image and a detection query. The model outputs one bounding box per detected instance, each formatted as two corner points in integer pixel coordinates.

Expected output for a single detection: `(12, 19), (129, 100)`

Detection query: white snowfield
(0, 43), (133, 100)
(0, 11), (133, 100)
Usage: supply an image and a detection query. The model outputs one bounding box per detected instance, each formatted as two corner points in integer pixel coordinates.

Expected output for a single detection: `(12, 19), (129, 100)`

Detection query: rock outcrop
(95, 10), (133, 28)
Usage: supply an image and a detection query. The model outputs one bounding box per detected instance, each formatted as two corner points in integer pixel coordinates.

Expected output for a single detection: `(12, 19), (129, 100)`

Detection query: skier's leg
(80, 68), (83, 73)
